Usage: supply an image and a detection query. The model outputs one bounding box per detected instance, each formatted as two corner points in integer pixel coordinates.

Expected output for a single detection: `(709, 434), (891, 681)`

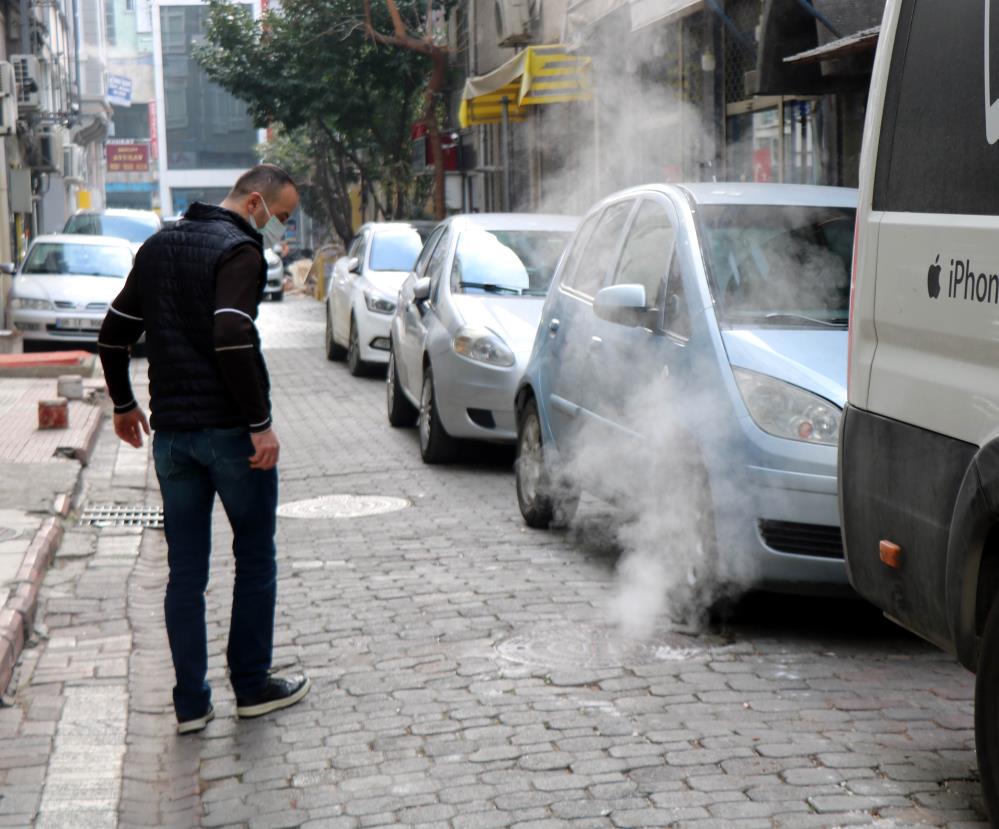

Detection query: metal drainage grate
(277, 494), (410, 520)
(79, 505), (164, 529)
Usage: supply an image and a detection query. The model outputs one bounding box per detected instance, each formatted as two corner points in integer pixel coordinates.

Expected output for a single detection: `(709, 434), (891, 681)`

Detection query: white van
(842, 0), (999, 816)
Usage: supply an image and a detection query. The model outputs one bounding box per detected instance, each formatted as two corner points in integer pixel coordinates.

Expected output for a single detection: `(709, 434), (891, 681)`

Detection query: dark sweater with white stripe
(98, 204), (272, 433)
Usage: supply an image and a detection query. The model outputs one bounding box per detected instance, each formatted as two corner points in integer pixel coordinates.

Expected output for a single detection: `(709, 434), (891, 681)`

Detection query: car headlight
(10, 297), (53, 311)
(452, 326), (516, 367)
(363, 290), (396, 315)
(734, 368), (841, 446)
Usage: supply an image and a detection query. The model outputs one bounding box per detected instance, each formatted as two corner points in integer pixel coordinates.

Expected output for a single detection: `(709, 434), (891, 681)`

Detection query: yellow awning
(459, 45), (592, 128)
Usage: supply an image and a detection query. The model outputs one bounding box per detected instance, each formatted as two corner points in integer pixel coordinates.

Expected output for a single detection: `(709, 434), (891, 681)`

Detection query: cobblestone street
(0, 294), (988, 828)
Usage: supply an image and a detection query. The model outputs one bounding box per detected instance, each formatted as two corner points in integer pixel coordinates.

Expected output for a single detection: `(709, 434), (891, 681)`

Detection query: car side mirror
(413, 276), (431, 302)
(347, 257), (360, 274)
(593, 284), (648, 327)
(0, 263), (16, 275)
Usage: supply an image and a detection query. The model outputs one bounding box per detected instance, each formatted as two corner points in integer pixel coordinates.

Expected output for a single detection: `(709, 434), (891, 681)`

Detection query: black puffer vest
(137, 202), (268, 431)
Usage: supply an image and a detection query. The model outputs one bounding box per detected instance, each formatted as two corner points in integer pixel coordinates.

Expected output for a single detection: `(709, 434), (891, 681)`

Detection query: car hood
(451, 295), (545, 356)
(365, 270), (410, 296)
(13, 274), (126, 306)
(721, 328), (847, 408)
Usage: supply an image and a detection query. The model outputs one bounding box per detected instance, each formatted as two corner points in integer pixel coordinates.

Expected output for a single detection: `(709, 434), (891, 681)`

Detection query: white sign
(108, 75), (133, 107)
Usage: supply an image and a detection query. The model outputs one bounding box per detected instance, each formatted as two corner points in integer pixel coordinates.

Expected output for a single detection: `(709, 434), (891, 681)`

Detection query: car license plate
(56, 318), (102, 330)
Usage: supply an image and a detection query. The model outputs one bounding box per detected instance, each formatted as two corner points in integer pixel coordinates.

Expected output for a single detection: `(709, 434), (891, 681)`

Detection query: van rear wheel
(516, 399), (579, 529)
(976, 595), (999, 820)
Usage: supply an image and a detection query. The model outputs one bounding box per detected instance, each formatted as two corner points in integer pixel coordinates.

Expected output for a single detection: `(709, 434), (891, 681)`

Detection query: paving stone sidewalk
(0, 296), (989, 828)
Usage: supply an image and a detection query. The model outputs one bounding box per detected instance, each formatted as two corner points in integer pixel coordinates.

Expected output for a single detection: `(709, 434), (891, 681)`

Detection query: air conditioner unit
(37, 128), (65, 174)
(495, 0), (532, 47)
(11, 55), (40, 111)
(63, 144), (86, 182)
(0, 63), (17, 135)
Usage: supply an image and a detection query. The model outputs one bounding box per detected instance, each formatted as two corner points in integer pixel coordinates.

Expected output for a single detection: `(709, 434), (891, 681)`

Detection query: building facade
(453, 0), (885, 215)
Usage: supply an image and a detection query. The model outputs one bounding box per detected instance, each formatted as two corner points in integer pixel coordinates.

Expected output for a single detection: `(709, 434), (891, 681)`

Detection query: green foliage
(196, 0), (436, 241)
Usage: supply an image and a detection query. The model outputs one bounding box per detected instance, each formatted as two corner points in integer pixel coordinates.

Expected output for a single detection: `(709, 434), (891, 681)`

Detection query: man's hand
(113, 408), (150, 448)
(249, 428), (280, 470)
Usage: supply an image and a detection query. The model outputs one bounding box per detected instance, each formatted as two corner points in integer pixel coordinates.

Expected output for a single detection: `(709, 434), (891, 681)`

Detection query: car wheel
(418, 364), (457, 464)
(325, 304), (346, 362)
(347, 316), (368, 377)
(386, 347), (417, 427)
(272, 290), (284, 302)
(977, 594), (999, 821)
(515, 398), (580, 529)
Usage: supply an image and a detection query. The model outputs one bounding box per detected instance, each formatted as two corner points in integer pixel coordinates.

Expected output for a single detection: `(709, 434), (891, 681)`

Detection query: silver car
(386, 213), (577, 463)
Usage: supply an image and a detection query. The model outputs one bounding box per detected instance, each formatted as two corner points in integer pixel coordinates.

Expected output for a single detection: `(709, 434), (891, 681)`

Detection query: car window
(354, 233), (369, 267)
(557, 212), (600, 291)
(64, 213), (158, 243)
(369, 229), (423, 272)
(449, 228), (571, 297)
(425, 230), (452, 303)
(612, 199), (675, 310)
(699, 204), (855, 327)
(22, 242), (132, 278)
(664, 255), (690, 341)
(564, 200), (634, 297)
(413, 226), (445, 277)
(874, 0), (994, 214)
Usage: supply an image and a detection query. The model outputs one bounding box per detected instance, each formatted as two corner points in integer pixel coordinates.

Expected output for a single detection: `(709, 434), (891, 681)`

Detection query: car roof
(675, 182), (858, 208)
(70, 208), (161, 220)
(31, 234), (135, 247)
(360, 222), (428, 234)
(444, 213), (579, 232)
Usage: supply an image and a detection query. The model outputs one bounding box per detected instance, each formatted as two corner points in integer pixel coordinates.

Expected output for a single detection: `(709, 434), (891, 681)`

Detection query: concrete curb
(0, 518), (63, 694)
(0, 407), (104, 694)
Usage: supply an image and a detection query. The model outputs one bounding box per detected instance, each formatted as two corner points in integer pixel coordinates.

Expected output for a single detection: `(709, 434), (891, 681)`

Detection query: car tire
(347, 316), (368, 377)
(515, 397), (579, 529)
(418, 364), (457, 464)
(976, 594), (999, 821)
(325, 304), (347, 362)
(386, 347), (417, 427)
(272, 290), (284, 302)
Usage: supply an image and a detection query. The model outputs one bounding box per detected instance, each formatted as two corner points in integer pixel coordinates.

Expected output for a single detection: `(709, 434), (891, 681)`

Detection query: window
(23, 242), (132, 278)
(413, 226), (445, 277)
(450, 228), (572, 296)
(556, 212), (599, 290)
(425, 230), (452, 303)
(105, 1), (117, 46)
(664, 255), (690, 341)
(369, 229), (424, 272)
(160, 5), (256, 170)
(613, 199), (675, 310)
(563, 201), (634, 297)
(111, 104), (150, 140)
(126, 0), (135, 11)
(699, 204), (856, 327)
(874, 0), (999, 214)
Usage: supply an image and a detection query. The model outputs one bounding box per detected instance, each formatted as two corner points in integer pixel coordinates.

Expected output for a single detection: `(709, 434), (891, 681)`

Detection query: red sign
(148, 106), (158, 161)
(107, 143), (150, 172)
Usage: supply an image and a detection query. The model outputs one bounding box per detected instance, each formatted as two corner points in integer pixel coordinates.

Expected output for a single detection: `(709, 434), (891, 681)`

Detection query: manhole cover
(0, 527), (20, 542)
(277, 494), (410, 520)
(79, 505), (164, 529)
(495, 622), (705, 669)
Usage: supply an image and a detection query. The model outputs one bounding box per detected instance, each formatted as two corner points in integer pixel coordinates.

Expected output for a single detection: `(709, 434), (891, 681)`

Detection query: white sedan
(7, 234), (134, 346)
(325, 222), (427, 375)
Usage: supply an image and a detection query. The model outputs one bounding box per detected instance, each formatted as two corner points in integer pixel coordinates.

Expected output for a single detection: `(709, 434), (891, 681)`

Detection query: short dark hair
(229, 164), (298, 202)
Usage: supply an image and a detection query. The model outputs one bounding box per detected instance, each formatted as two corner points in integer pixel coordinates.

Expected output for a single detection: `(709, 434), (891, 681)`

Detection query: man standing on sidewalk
(97, 164), (310, 734)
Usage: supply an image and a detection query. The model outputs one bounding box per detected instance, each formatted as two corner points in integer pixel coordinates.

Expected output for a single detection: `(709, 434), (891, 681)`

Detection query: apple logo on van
(928, 255), (941, 299)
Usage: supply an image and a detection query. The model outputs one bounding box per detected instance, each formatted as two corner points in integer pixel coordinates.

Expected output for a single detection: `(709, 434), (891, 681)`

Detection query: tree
(197, 0), (435, 243)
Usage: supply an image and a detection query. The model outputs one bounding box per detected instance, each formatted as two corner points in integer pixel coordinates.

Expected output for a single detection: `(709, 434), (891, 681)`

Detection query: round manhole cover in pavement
(277, 494), (411, 520)
(0, 527), (20, 543)
(495, 622), (706, 669)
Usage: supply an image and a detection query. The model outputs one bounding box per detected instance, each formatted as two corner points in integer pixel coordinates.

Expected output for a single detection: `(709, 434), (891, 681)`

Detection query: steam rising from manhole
(495, 622), (706, 669)
(277, 494), (410, 520)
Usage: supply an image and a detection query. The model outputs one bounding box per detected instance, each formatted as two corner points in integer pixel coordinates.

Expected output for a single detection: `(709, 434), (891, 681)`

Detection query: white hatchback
(7, 234), (134, 345)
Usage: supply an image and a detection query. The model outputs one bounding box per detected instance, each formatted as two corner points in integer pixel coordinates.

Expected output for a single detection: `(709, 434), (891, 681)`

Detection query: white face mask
(254, 198), (286, 249)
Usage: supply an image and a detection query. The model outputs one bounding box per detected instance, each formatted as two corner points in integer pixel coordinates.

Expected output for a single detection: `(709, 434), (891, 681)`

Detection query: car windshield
(64, 213), (159, 244)
(699, 204), (856, 328)
(368, 230), (424, 271)
(22, 242), (133, 278)
(453, 228), (571, 296)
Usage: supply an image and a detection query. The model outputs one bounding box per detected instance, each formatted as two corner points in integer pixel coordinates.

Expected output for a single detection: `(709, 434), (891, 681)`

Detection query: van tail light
(847, 214), (861, 401)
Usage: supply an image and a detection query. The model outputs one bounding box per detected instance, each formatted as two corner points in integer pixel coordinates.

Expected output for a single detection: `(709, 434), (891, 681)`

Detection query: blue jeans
(152, 428), (278, 720)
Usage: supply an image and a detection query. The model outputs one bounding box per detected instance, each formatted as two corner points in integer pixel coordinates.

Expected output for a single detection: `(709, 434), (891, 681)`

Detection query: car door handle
(548, 318), (560, 333)
(590, 336), (603, 347)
